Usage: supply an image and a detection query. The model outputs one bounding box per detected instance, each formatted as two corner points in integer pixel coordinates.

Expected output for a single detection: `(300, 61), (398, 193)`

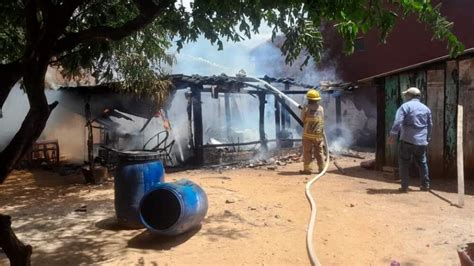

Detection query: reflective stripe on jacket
(301, 104), (324, 140)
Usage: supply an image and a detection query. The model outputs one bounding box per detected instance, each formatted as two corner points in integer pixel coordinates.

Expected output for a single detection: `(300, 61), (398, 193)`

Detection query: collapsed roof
(58, 74), (355, 119)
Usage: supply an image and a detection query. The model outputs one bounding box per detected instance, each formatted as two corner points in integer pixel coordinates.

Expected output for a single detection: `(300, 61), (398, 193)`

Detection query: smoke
(161, 24), (347, 156)
(0, 85), (87, 163)
(1, 16), (370, 166)
(0, 85), (29, 149)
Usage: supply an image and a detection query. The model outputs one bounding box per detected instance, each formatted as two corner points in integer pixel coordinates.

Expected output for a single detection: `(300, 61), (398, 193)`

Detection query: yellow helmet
(306, 89), (321, 101)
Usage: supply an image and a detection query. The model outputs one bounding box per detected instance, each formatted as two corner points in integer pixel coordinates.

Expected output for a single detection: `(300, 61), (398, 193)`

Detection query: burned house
(56, 74), (354, 168)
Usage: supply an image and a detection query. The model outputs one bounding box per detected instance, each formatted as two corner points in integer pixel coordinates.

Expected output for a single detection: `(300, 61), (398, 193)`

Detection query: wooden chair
(143, 130), (169, 151)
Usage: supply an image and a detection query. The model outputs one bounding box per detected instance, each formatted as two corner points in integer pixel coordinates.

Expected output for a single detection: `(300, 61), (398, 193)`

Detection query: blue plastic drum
(139, 179), (208, 235)
(114, 151), (165, 228)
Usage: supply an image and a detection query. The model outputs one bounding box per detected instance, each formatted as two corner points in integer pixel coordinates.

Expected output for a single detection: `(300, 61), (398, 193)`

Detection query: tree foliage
(0, 0), (464, 90)
(0, 0), (465, 184)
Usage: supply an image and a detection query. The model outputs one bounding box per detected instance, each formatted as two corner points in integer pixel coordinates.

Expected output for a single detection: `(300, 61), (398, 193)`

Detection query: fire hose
(304, 132), (329, 266)
(243, 76), (329, 266)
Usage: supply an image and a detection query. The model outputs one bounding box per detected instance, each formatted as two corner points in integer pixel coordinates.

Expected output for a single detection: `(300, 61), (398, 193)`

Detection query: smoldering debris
(204, 147), (302, 170)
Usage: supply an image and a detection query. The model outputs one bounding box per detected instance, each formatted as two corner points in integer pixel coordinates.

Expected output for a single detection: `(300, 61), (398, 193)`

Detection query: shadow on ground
(327, 166), (474, 196)
(277, 171), (308, 176)
(96, 217), (143, 231)
(0, 170), (137, 265)
(128, 226), (201, 250)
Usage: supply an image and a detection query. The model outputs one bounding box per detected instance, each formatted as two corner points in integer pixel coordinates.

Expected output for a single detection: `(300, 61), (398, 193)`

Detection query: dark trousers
(398, 141), (430, 189)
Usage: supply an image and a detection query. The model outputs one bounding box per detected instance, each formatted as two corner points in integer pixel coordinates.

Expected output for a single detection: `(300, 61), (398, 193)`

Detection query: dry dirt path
(1, 156), (473, 265)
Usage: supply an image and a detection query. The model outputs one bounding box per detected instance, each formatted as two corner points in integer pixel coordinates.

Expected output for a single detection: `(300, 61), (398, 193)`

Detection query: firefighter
(300, 89), (325, 175)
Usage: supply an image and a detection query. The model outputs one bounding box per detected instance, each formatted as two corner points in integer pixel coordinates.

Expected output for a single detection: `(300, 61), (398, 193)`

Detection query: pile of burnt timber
(205, 147), (302, 170)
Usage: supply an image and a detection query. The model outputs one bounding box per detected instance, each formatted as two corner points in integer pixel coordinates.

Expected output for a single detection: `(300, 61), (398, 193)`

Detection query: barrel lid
(117, 150), (162, 161)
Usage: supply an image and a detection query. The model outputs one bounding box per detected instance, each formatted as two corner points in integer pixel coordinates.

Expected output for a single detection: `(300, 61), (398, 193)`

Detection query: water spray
(242, 76), (329, 266)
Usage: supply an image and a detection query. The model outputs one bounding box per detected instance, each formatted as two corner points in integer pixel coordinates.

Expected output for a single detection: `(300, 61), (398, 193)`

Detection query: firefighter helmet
(306, 89), (321, 101)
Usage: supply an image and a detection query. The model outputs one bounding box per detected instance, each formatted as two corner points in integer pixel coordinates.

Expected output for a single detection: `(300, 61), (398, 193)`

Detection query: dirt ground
(1, 154), (474, 265)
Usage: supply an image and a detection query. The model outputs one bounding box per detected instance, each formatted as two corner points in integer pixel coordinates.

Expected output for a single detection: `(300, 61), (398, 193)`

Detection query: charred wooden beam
(284, 83), (291, 129)
(191, 86), (204, 165)
(225, 93), (231, 140)
(258, 92), (268, 151)
(335, 95), (342, 137)
(85, 99), (95, 182)
(274, 95), (281, 142)
(186, 91), (193, 149)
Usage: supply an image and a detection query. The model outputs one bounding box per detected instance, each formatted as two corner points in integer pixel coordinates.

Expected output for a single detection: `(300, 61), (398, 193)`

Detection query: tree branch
(53, 0), (174, 54)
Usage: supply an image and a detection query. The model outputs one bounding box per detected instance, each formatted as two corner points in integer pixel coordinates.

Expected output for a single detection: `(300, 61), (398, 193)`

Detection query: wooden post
(281, 102), (286, 131)
(191, 86), (204, 165)
(225, 93), (231, 140)
(375, 78), (386, 171)
(283, 83), (291, 128)
(335, 95), (342, 137)
(274, 95), (281, 143)
(457, 104), (464, 207)
(258, 92), (268, 151)
(85, 100), (94, 180)
(186, 91), (193, 148)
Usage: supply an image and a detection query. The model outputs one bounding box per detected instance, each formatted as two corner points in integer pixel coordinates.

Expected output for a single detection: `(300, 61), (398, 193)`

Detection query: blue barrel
(139, 179), (208, 235)
(114, 151), (165, 228)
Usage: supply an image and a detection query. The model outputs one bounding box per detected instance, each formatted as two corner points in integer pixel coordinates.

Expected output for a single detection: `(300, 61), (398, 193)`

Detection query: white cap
(402, 87), (421, 96)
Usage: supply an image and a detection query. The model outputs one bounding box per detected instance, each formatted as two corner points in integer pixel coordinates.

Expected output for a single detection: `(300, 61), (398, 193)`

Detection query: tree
(0, 0), (464, 183)
(0, 0), (463, 264)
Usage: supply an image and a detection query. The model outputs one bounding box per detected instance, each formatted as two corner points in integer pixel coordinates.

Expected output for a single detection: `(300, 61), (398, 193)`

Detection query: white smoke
(0, 15), (356, 165)
(160, 22), (340, 149)
(0, 85), (87, 163)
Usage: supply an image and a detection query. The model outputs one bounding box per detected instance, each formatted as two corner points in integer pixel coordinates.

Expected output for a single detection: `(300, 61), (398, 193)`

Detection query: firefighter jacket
(301, 103), (325, 140)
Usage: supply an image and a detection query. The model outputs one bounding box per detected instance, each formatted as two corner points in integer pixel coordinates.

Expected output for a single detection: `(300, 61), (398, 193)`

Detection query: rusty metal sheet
(384, 75), (399, 167)
(426, 68), (445, 178)
(444, 60), (458, 177)
(459, 57), (474, 177)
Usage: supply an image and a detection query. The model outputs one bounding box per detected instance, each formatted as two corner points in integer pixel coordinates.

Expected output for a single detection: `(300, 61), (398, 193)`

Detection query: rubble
(205, 148), (302, 171)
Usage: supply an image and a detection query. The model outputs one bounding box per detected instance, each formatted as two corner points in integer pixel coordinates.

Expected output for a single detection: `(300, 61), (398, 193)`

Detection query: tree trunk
(0, 60), (55, 184)
(0, 62), (22, 115)
(0, 215), (32, 266)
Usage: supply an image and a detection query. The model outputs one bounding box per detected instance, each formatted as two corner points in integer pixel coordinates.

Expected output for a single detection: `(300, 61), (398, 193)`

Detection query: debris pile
(206, 150), (302, 171)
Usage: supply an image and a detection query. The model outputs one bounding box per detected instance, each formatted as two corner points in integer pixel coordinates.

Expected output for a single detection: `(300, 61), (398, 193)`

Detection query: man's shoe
(299, 170), (312, 175)
(398, 187), (408, 193)
(420, 186), (430, 191)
